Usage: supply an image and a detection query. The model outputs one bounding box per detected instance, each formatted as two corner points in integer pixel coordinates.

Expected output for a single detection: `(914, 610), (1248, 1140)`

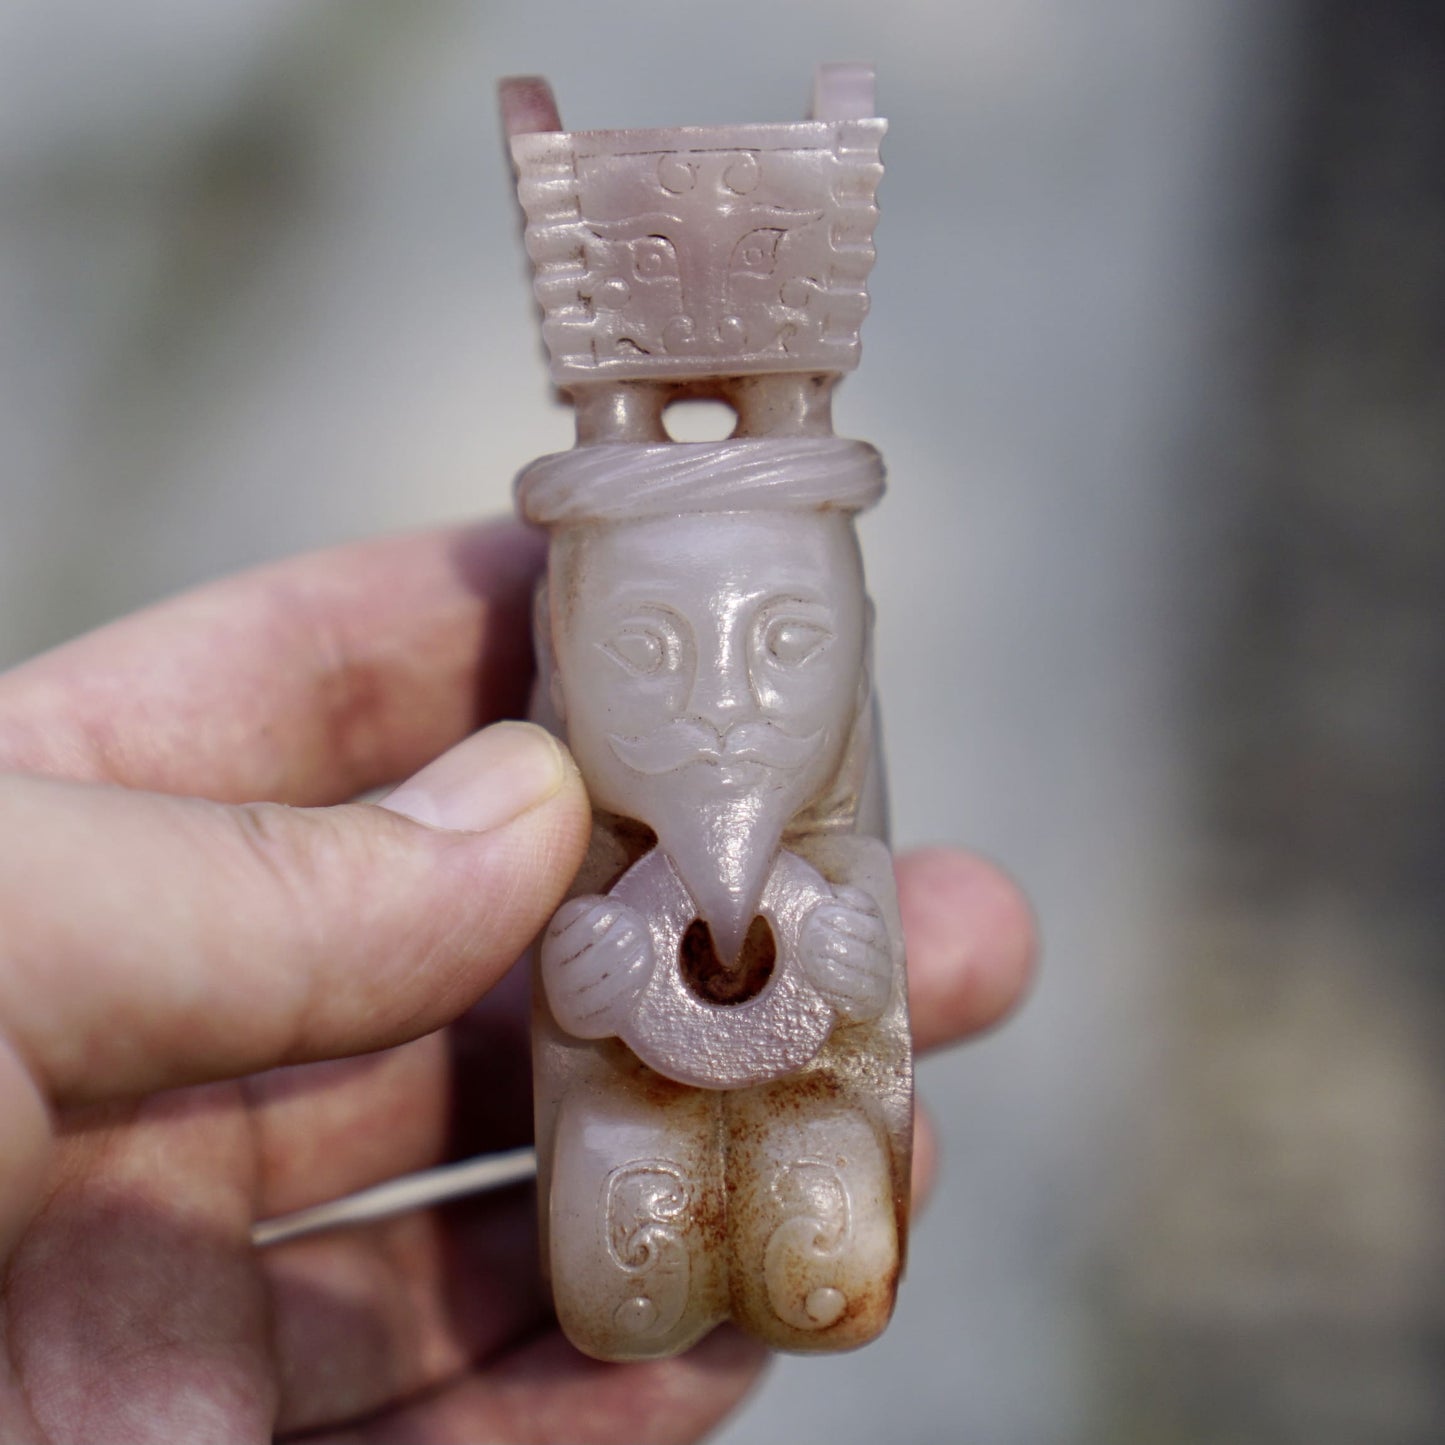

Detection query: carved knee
(724, 1089), (900, 1352)
(547, 1083), (726, 1360)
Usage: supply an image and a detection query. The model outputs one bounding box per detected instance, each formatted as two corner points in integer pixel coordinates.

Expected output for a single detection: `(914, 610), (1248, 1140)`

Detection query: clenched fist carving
(798, 885), (893, 1023)
(540, 894), (656, 1039)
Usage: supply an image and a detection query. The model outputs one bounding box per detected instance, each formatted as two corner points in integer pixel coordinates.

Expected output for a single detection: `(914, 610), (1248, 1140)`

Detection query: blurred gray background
(3, 2), (1441, 1442)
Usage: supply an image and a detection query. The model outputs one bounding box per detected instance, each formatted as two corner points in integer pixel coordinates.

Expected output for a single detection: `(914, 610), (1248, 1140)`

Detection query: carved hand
(541, 894), (657, 1038)
(799, 884), (893, 1022)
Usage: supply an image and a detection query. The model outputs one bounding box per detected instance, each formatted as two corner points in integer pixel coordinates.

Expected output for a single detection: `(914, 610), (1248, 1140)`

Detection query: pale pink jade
(502, 64), (911, 1361)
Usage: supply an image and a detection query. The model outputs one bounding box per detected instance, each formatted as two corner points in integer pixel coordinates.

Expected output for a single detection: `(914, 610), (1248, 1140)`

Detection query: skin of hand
(0, 520), (1036, 1445)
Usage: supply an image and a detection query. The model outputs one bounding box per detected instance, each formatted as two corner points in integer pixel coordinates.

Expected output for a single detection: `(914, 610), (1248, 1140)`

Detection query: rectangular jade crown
(505, 65), (885, 385)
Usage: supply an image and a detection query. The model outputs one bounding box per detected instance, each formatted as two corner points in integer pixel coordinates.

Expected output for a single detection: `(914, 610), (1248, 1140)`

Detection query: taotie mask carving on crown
(503, 64), (912, 1360)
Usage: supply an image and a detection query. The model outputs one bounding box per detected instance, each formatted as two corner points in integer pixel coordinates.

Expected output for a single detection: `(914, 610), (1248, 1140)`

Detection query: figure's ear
(789, 592), (877, 840)
(533, 577), (566, 723)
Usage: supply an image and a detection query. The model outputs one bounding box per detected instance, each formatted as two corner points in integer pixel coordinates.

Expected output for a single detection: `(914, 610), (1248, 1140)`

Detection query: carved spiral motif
(604, 1161), (693, 1336)
(763, 1158), (852, 1330)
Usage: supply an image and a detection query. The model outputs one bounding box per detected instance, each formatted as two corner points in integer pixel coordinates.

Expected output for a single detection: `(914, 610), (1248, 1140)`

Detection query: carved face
(546, 510), (866, 957)
(549, 510), (864, 819)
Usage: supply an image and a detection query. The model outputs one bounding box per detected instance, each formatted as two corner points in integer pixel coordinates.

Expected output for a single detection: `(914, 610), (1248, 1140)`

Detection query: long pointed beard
(648, 785), (796, 967)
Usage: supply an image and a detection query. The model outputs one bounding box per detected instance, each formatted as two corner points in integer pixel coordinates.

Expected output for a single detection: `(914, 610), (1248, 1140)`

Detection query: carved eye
(764, 617), (831, 667)
(602, 619), (676, 676)
(632, 235), (679, 281)
(731, 228), (784, 278)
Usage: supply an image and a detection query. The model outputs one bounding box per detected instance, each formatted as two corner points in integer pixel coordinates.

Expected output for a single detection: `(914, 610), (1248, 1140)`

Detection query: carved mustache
(607, 718), (822, 776)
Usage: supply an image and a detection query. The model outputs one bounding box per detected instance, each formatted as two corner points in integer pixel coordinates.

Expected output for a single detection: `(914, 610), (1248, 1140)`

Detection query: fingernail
(380, 722), (567, 832)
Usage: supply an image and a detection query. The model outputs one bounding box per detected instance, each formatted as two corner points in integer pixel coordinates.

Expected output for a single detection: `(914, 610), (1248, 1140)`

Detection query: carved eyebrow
(753, 592), (832, 614)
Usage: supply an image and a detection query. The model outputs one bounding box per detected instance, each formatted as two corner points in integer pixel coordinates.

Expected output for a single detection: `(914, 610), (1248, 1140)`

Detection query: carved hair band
(516, 436), (885, 524)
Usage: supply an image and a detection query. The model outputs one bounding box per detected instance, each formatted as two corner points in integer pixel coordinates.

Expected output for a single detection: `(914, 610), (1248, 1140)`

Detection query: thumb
(0, 721), (589, 1108)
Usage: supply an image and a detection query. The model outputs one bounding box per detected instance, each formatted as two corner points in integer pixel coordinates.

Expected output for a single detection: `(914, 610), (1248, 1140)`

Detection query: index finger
(0, 521), (542, 806)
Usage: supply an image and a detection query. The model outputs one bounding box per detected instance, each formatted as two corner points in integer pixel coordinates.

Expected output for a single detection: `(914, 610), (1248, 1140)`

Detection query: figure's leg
(547, 1073), (726, 1361)
(724, 1080), (900, 1351)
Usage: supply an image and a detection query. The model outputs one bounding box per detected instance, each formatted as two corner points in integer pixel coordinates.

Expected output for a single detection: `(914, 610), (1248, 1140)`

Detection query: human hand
(0, 521), (1035, 1444)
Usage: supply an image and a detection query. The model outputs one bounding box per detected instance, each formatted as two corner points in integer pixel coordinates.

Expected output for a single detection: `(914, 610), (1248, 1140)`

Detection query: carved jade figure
(502, 65), (911, 1360)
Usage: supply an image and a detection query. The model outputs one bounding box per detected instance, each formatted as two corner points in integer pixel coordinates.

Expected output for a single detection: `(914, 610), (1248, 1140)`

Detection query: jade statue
(502, 64), (911, 1361)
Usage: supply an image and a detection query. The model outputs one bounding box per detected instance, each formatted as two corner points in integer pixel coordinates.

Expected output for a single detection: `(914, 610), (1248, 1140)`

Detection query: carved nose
(687, 666), (750, 730)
